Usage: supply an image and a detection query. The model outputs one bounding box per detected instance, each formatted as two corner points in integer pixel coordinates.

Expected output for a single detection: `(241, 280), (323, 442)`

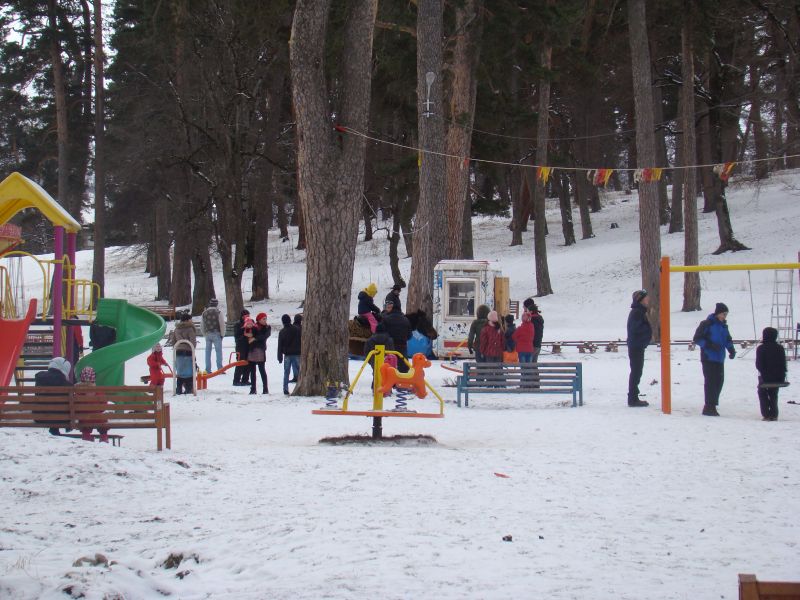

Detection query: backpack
(692, 319), (711, 344)
(202, 307), (221, 334)
(89, 323), (116, 350)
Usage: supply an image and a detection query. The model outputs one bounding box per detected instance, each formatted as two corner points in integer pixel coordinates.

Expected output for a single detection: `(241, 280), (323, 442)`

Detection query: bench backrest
(462, 362), (582, 388)
(739, 574), (800, 600)
(0, 386), (164, 428)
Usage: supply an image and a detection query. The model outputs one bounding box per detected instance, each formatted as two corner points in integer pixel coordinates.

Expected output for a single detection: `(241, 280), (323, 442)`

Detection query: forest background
(0, 0), (798, 393)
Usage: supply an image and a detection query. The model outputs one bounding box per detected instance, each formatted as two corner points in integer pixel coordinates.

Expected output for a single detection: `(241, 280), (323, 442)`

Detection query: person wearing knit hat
(232, 309), (252, 386)
(34, 357), (73, 436)
(756, 327), (787, 421)
(147, 343), (168, 387)
(201, 298), (225, 373)
(385, 283), (403, 314)
(246, 312), (271, 395)
(693, 302), (736, 416)
(277, 314), (302, 395)
(626, 289), (652, 407)
(467, 305), (491, 361)
(357, 282), (381, 333)
(480, 309), (504, 363)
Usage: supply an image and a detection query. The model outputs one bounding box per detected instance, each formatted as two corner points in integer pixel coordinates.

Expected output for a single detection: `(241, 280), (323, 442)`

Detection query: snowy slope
(1, 172), (799, 599)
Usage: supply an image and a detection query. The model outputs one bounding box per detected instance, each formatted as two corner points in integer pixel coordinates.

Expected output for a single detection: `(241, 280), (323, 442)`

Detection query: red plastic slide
(0, 299), (37, 387)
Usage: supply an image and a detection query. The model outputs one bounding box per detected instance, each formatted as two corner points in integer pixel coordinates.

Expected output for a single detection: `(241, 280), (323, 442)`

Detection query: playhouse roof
(0, 172), (81, 233)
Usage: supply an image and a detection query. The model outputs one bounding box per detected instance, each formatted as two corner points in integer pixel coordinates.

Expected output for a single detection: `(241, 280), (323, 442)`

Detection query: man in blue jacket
(626, 289), (652, 407)
(694, 302), (736, 416)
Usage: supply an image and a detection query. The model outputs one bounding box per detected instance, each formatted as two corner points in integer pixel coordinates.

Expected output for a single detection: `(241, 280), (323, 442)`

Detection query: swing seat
(758, 381), (790, 389)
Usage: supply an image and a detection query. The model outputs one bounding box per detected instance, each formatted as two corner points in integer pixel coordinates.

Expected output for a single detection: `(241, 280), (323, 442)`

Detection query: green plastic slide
(75, 298), (166, 386)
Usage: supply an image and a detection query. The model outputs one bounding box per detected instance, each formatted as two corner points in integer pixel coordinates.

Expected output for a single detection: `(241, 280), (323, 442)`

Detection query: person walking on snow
(277, 314), (301, 395)
(755, 326), (787, 421)
(201, 298), (225, 373)
(358, 283), (382, 333)
(626, 289), (652, 407)
(694, 302), (736, 416)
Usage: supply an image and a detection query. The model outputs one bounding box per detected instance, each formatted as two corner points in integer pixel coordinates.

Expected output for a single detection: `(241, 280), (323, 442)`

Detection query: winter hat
(281, 314), (292, 326)
(390, 284), (402, 291)
(504, 314), (515, 325)
(376, 322), (387, 333)
(208, 298), (218, 307)
(487, 310), (499, 323)
(523, 297), (536, 311)
(152, 343), (162, 353)
(364, 283), (378, 297)
(48, 356), (71, 378)
(762, 327), (778, 343)
(632, 289), (648, 303)
(79, 366), (96, 384)
(180, 311), (191, 321)
(714, 302), (729, 315)
(256, 312), (267, 322)
(240, 309), (250, 318)
(243, 316), (255, 329)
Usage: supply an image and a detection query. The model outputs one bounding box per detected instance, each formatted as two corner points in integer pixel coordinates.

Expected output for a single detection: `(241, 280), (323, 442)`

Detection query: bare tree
(47, 0), (69, 210)
(91, 0), (105, 299)
(627, 0), (662, 336)
(407, 0), (446, 316)
(290, 0), (379, 393)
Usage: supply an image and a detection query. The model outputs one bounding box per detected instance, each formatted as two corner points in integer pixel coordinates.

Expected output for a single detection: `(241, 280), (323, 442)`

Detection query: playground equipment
(659, 256), (800, 414)
(312, 345), (444, 439)
(196, 353), (248, 390)
(0, 172), (165, 387)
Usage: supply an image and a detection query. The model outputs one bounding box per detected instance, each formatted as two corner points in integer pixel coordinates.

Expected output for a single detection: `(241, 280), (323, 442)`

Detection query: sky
(1, 170), (799, 599)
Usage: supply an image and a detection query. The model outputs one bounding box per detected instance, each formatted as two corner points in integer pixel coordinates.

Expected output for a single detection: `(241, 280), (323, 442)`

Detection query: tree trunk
(669, 98), (684, 234)
(627, 0), (662, 337)
(555, 172), (575, 246)
(749, 61), (769, 180)
(91, 0), (105, 300)
(290, 0), (378, 394)
(154, 198), (171, 301)
(171, 219), (192, 307)
(47, 0), (69, 210)
(573, 166), (593, 239)
(680, 14), (700, 312)
(444, 0), (483, 259)
(531, 45), (553, 296)
(251, 187), (271, 302)
(652, 81), (670, 225)
(191, 233), (216, 313)
(407, 0), (446, 316)
(461, 181), (474, 258)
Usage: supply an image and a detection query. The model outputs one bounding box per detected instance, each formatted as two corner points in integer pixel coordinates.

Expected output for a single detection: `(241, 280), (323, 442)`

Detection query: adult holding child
(247, 313), (271, 395)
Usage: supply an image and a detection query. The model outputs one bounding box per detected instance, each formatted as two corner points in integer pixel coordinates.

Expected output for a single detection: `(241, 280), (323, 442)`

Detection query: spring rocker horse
(312, 344), (444, 439)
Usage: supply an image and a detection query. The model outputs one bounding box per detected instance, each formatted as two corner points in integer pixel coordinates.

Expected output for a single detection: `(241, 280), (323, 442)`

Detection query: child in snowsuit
(75, 366), (110, 443)
(147, 343), (168, 387)
(357, 282), (381, 333)
(755, 326), (787, 421)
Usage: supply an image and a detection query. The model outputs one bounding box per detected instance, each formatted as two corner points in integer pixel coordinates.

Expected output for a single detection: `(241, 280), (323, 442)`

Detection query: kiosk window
(447, 281), (476, 317)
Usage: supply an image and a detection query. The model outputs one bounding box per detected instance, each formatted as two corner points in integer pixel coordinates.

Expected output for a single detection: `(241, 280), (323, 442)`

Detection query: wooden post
(494, 276), (510, 316)
(660, 256), (671, 414)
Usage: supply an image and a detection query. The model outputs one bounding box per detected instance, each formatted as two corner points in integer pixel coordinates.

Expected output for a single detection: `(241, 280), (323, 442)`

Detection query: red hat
(256, 312), (267, 321)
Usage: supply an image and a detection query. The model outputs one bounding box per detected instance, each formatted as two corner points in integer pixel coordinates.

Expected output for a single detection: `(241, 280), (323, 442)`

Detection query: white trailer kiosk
(432, 260), (510, 359)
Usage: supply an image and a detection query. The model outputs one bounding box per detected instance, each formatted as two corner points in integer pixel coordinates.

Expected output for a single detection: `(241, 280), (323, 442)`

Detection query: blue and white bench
(456, 362), (583, 408)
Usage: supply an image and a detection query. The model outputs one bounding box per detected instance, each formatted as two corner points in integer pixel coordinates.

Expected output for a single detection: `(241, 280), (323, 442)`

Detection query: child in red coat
(512, 312), (536, 362)
(147, 343), (168, 387)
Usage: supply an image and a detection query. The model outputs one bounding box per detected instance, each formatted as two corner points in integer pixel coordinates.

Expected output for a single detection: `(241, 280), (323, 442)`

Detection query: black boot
(702, 404), (719, 416)
(628, 398), (649, 407)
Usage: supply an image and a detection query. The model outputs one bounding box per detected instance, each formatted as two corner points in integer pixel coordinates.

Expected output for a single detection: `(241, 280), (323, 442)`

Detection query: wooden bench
(138, 303), (178, 321)
(739, 574), (800, 600)
(456, 362), (583, 408)
(0, 386), (171, 451)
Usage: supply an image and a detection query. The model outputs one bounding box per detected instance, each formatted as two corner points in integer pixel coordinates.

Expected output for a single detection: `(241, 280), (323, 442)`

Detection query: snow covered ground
(1, 172), (799, 599)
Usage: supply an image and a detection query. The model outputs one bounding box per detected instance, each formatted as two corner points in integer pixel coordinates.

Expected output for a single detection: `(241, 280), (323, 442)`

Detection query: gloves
(728, 349), (736, 359)
(706, 342), (720, 352)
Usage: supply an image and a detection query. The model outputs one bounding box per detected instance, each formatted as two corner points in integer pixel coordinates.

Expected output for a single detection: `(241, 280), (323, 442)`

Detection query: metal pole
(372, 416), (383, 439)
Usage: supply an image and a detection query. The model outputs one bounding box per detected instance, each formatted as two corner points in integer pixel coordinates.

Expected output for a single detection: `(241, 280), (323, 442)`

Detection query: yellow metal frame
(339, 345), (445, 415)
(659, 257), (800, 414)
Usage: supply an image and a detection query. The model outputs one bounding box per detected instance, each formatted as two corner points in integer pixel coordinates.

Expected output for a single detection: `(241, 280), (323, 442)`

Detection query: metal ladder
(770, 270), (795, 348)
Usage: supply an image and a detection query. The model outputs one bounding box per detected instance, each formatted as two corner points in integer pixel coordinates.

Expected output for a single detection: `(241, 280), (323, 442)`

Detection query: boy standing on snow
(755, 326), (787, 421)
(626, 289), (651, 407)
(694, 302), (736, 416)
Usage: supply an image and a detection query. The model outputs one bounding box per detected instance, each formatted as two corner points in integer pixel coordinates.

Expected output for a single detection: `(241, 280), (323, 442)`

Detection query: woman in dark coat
(247, 312), (271, 394)
(233, 309), (251, 386)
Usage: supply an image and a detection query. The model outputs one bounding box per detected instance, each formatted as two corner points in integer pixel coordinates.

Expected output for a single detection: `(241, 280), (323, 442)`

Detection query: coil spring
(325, 382), (341, 408)
(394, 387), (410, 411)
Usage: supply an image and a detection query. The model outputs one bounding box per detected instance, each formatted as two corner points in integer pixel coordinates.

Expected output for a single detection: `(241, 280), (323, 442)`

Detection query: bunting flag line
(633, 168), (664, 183)
(588, 168), (614, 187)
(537, 166), (552, 184)
(713, 162), (735, 181)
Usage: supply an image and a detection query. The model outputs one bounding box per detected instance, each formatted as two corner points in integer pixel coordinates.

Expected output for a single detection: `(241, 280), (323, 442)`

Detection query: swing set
(659, 256), (800, 414)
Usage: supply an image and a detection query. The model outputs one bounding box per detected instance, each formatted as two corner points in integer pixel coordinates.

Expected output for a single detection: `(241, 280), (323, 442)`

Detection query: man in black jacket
(381, 300), (412, 373)
(232, 309), (251, 386)
(385, 284), (403, 313)
(626, 289), (652, 407)
(277, 314), (302, 395)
